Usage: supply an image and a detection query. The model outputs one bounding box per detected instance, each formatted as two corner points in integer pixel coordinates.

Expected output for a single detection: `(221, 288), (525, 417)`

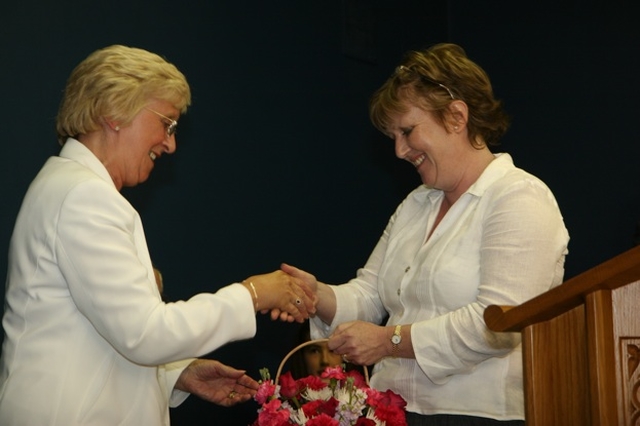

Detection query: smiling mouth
(410, 154), (425, 167)
(149, 152), (157, 161)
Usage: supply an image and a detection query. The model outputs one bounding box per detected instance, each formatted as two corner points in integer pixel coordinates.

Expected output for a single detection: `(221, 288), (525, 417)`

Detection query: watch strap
(391, 324), (402, 355)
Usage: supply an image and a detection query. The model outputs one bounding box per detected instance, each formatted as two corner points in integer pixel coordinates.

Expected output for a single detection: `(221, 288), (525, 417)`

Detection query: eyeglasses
(146, 108), (178, 137)
(396, 65), (456, 100)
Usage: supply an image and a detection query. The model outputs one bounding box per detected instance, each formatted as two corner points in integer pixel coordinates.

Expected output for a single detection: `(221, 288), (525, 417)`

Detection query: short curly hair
(56, 45), (191, 145)
(369, 43), (509, 148)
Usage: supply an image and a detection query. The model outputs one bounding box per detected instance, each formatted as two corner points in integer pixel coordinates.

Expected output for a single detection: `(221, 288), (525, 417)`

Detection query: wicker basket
(275, 338), (369, 384)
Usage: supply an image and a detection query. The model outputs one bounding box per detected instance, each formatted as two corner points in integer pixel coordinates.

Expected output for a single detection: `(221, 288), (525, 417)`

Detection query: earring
(115, 126), (120, 131)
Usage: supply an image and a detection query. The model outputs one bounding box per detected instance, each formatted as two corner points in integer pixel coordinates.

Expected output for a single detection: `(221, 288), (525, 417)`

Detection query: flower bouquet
(251, 339), (407, 426)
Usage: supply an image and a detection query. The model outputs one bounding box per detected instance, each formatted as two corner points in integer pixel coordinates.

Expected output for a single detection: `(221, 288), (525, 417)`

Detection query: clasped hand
(243, 269), (317, 323)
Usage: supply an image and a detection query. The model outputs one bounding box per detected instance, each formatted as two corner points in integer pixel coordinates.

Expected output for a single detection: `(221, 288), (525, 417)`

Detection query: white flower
(365, 409), (386, 426)
(303, 387), (333, 401)
(289, 408), (308, 424)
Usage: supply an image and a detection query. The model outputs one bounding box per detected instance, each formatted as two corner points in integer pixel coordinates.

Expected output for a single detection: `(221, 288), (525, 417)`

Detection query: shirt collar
(411, 152), (514, 203)
(59, 138), (117, 189)
(465, 152), (513, 197)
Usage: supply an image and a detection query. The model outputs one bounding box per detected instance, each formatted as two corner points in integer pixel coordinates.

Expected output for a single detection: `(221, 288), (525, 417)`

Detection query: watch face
(391, 335), (401, 344)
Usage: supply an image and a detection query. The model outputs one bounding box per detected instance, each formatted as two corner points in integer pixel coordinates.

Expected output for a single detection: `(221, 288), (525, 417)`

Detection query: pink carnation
(321, 366), (346, 381)
(366, 388), (406, 409)
(298, 375), (327, 390)
(257, 399), (290, 426)
(345, 370), (368, 389)
(366, 389), (407, 426)
(374, 405), (407, 426)
(306, 413), (339, 426)
(302, 397), (339, 418)
(354, 418), (376, 426)
(255, 380), (278, 405)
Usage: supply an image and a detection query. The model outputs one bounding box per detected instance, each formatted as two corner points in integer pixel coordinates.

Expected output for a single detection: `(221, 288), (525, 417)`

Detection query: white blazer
(0, 139), (257, 425)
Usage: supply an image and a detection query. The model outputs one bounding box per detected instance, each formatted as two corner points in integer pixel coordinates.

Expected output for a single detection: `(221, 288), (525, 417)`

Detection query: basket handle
(275, 338), (369, 384)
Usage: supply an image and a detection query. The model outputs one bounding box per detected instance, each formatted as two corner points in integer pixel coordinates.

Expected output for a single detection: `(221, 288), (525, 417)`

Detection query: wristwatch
(391, 325), (402, 355)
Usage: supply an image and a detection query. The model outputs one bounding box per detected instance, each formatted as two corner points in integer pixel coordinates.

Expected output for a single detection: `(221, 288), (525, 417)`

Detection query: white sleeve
(56, 179), (257, 365)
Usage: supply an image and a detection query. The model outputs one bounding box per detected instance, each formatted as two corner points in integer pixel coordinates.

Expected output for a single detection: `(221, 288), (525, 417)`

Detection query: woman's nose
(164, 134), (177, 154)
(394, 137), (410, 159)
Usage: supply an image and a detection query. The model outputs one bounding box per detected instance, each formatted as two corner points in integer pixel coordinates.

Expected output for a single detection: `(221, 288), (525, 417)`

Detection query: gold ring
(228, 391), (237, 399)
(295, 298), (302, 305)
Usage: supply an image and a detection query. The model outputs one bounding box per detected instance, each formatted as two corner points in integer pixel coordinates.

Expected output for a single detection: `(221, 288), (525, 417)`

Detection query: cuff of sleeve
(165, 358), (197, 407)
(412, 316), (467, 385)
(309, 284), (360, 339)
(309, 316), (331, 339)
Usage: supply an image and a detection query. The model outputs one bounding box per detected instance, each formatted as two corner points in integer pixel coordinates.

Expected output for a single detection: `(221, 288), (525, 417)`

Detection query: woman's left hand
(174, 359), (259, 407)
(327, 321), (390, 366)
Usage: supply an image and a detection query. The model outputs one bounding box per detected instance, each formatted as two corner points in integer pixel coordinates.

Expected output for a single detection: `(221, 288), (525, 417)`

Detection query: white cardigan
(0, 139), (256, 425)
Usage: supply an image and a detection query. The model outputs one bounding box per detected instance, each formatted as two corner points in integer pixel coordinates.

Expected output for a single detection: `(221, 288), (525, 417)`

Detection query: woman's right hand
(280, 263), (336, 324)
(242, 270), (316, 323)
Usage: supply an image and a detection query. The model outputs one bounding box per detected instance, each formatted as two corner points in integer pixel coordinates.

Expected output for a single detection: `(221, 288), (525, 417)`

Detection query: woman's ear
(447, 100), (468, 133)
(103, 117), (121, 132)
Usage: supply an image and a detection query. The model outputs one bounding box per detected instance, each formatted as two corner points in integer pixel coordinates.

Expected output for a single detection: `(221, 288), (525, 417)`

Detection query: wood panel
(586, 290), (618, 425)
(612, 281), (640, 426)
(522, 305), (590, 425)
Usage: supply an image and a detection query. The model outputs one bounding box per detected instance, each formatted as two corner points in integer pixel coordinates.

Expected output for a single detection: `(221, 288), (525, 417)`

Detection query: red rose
(278, 371), (301, 399)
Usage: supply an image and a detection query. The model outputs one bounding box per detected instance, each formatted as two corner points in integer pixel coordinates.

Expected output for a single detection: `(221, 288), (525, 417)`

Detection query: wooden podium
(484, 245), (640, 426)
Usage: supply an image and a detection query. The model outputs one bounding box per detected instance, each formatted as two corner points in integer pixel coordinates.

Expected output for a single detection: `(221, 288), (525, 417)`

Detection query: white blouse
(311, 153), (569, 420)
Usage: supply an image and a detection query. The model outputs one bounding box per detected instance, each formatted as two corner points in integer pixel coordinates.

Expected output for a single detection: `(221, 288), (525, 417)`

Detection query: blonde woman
(0, 45), (314, 425)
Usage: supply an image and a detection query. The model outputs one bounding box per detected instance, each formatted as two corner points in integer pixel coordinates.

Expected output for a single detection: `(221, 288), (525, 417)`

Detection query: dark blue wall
(3, 1), (639, 425)
(448, 1), (640, 276)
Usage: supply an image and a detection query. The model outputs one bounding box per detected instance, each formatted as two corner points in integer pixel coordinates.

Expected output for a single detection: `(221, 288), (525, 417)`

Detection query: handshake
(241, 262), (318, 323)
